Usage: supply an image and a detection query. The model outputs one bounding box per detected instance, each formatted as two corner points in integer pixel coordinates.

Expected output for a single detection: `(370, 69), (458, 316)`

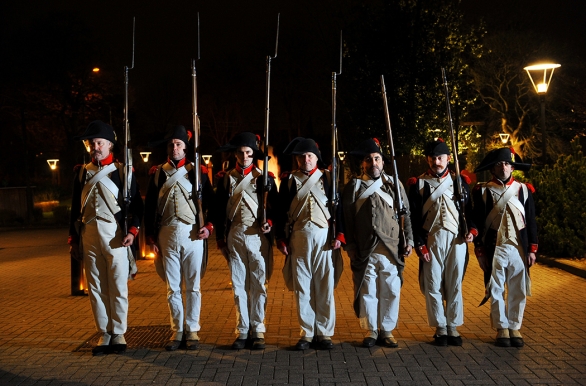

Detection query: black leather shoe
(362, 337), (376, 348)
(232, 338), (247, 350)
(317, 339), (334, 350)
(380, 336), (399, 348)
(447, 336), (463, 346)
(495, 338), (511, 347)
(510, 337), (524, 348)
(165, 340), (182, 351)
(92, 345), (110, 356)
(432, 334), (448, 346)
(295, 339), (311, 350)
(186, 339), (199, 350)
(111, 343), (126, 354)
(251, 338), (265, 350)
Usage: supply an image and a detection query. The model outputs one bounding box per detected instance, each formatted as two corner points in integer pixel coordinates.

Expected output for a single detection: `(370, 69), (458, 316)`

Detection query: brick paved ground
(0, 227), (585, 385)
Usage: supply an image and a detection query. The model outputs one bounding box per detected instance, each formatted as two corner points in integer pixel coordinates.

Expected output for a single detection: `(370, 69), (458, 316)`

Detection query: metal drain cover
(75, 325), (173, 352)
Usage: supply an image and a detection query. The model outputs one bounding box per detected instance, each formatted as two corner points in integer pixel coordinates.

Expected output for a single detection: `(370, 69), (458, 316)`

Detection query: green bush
(530, 137), (586, 257)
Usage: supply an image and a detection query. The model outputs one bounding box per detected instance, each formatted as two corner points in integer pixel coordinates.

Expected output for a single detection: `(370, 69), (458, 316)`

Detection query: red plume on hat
(437, 138), (445, 142)
(373, 138), (380, 147)
(187, 130), (193, 141)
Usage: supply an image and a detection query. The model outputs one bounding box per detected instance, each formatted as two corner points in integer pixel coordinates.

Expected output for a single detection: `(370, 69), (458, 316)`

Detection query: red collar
(491, 176), (515, 186)
(301, 166), (319, 176)
(235, 163), (255, 176)
(426, 167), (450, 178)
(92, 153), (114, 166)
(168, 157), (187, 168)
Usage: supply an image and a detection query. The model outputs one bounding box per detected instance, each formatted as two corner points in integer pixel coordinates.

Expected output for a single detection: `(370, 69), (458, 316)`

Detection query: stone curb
(537, 255), (586, 279)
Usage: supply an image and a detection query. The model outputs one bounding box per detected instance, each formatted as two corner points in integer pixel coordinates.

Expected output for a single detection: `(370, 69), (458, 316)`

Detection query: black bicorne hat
(349, 138), (390, 162)
(74, 120), (117, 143)
(217, 132), (263, 157)
(424, 138), (451, 156)
(283, 137), (324, 164)
(474, 147), (531, 173)
(148, 125), (191, 148)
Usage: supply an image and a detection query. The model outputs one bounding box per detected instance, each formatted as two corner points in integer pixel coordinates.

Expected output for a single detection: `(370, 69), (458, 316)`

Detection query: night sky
(1, 0), (584, 159)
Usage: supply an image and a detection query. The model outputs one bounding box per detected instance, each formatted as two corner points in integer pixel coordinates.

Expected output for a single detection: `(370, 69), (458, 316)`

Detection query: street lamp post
(524, 63), (560, 164)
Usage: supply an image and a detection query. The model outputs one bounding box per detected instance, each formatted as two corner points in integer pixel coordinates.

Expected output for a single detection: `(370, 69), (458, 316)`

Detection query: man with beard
(472, 148), (537, 348)
(275, 137), (345, 350)
(407, 139), (475, 346)
(342, 138), (413, 348)
(69, 120), (144, 355)
(144, 125), (214, 351)
(214, 132), (278, 350)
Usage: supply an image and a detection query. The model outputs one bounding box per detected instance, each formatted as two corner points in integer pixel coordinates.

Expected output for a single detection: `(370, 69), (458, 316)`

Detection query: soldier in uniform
(342, 138), (414, 348)
(472, 148), (537, 348)
(68, 120), (144, 355)
(214, 132), (278, 350)
(275, 137), (345, 350)
(407, 139), (475, 346)
(144, 125), (214, 351)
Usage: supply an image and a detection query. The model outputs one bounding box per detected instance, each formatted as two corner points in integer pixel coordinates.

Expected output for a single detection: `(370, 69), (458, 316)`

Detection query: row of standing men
(68, 120), (538, 355)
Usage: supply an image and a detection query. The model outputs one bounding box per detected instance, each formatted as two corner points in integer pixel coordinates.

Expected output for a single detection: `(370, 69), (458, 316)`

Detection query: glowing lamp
(139, 152), (151, 162)
(524, 63), (560, 95)
(47, 159), (59, 170)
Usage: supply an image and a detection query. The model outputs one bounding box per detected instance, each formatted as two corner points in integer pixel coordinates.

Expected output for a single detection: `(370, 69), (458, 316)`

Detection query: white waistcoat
(81, 163), (121, 225)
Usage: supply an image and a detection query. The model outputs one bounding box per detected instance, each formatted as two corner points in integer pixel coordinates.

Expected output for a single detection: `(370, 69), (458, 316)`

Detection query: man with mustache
(68, 120), (144, 355)
(342, 138), (414, 348)
(214, 132), (278, 350)
(144, 125), (214, 351)
(407, 139), (475, 346)
(275, 137), (345, 350)
(472, 148), (537, 348)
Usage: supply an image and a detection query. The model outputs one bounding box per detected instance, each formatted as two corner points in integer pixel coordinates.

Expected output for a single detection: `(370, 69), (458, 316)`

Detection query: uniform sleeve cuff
(469, 228), (479, 237)
(67, 235), (79, 245)
(205, 222), (214, 233)
(418, 245), (429, 255)
(529, 244), (538, 253)
(277, 239), (287, 249)
(128, 227), (139, 237)
(335, 232), (346, 245)
(266, 219), (273, 227)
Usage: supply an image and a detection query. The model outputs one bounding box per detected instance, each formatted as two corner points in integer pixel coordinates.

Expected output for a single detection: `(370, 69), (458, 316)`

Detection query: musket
(261, 13), (279, 228)
(192, 13), (205, 229)
(441, 67), (468, 237)
(380, 75), (408, 255)
(330, 31), (342, 243)
(123, 17), (135, 235)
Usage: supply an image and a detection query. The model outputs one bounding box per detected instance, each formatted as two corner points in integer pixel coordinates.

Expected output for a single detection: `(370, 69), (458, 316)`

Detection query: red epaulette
(200, 165), (208, 174)
(148, 166), (158, 175)
(407, 177), (418, 186)
(280, 171), (291, 180)
(525, 183), (536, 193)
(215, 170), (227, 179)
(268, 171), (275, 178)
(73, 164), (83, 172)
(460, 173), (471, 184)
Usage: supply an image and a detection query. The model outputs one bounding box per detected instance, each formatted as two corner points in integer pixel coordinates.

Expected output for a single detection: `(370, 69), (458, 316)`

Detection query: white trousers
(82, 220), (129, 335)
(227, 223), (268, 335)
(359, 243), (401, 333)
(290, 222), (335, 338)
(490, 241), (527, 330)
(158, 221), (204, 337)
(422, 228), (466, 328)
